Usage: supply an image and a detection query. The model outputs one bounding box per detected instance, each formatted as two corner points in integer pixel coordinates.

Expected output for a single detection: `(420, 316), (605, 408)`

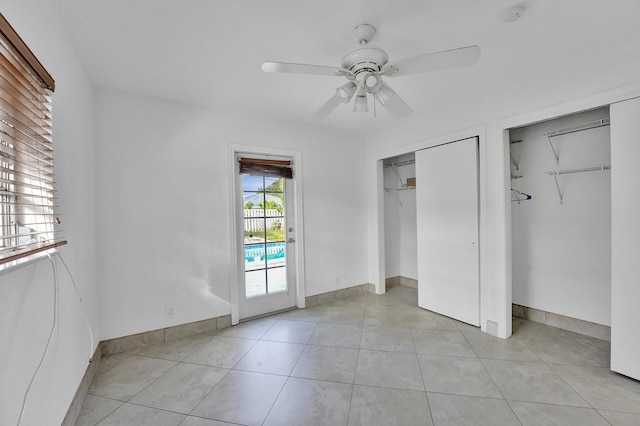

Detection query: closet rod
(545, 165), (611, 176)
(384, 159), (415, 168)
(385, 186), (415, 192)
(542, 117), (610, 138)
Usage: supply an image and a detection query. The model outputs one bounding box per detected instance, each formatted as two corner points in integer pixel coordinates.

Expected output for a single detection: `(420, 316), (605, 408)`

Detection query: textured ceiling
(54, 0), (640, 137)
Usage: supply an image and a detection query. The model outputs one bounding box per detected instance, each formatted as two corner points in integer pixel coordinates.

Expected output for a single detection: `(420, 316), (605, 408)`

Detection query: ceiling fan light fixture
(336, 81), (357, 102)
(363, 72), (383, 94)
(353, 89), (368, 113)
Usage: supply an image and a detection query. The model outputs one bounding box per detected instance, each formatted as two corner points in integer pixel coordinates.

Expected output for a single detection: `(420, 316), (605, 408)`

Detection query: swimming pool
(244, 242), (285, 262)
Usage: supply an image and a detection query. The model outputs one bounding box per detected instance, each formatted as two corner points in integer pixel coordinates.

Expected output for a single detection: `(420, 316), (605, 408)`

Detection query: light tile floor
(76, 285), (640, 425)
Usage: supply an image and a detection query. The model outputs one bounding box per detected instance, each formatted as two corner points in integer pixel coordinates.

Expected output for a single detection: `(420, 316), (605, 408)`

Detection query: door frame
(228, 144), (306, 325)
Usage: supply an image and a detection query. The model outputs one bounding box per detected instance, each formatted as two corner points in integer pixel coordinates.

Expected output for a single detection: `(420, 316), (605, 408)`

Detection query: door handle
(287, 238), (295, 243)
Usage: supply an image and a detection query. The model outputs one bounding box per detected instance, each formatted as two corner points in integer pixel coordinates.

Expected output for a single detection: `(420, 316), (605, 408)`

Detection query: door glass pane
(267, 267), (287, 293)
(245, 270), (266, 298)
(242, 173), (288, 298)
(266, 242), (286, 268)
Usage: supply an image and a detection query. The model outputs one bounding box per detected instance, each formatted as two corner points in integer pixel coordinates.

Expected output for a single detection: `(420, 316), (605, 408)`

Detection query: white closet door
(610, 98), (640, 381)
(416, 137), (480, 326)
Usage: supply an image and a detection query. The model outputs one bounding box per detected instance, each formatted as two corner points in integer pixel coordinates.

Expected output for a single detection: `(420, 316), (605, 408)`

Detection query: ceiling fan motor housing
(341, 45), (389, 74)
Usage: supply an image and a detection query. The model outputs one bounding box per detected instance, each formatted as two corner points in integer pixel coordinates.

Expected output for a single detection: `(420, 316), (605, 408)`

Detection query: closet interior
(509, 107), (612, 340)
(383, 152), (418, 289)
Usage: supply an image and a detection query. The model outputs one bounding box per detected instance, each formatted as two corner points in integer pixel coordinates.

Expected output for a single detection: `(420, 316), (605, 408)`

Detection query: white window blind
(0, 14), (66, 265)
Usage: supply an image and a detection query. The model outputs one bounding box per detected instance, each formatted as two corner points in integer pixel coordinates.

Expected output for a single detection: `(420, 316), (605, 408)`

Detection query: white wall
(510, 108), (611, 326)
(383, 154), (417, 280)
(94, 89), (369, 340)
(0, 1), (97, 425)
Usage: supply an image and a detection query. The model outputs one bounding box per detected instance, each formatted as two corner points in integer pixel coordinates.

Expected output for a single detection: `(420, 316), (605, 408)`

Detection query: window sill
(0, 241), (67, 276)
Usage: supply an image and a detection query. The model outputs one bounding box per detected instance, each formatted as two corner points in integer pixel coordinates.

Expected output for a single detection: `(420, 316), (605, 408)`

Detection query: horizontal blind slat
(0, 119), (53, 151)
(0, 72), (50, 118)
(0, 44), (49, 100)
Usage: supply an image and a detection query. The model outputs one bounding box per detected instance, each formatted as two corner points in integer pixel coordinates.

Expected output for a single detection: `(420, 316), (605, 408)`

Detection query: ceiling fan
(261, 24), (481, 120)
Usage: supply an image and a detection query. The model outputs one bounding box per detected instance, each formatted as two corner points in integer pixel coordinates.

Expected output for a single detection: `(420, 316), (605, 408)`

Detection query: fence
(244, 209), (283, 232)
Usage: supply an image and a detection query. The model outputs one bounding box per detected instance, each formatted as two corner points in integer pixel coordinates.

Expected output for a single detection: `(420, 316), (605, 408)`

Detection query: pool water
(244, 242), (285, 262)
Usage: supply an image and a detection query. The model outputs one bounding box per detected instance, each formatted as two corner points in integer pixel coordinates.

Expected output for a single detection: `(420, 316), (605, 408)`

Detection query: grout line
(185, 366), (235, 418)
(81, 288), (632, 425)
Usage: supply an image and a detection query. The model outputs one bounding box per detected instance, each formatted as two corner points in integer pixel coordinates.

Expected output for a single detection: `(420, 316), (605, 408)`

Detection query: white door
(237, 167), (297, 320)
(610, 97), (640, 381)
(415, 137), (480, 326)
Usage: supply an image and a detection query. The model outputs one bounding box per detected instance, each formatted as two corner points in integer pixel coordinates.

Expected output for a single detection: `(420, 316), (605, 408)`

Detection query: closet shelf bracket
(541, 117), (610, 165)
(510, 139), (522, 170)
(545, 165), (611, 204)
(546, 136), (560, 165)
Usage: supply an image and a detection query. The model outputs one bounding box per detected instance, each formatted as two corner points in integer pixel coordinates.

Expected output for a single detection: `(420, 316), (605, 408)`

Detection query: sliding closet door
(416, 137), (480, 326)
(610, 98), (640, 381)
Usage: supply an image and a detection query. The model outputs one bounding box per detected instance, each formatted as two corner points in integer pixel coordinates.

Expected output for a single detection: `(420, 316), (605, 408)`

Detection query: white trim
(371, 159), (385, 295)
(227, 143), (305, 325)
(227, 145), (241, 325)
(374, 125), (486, 161)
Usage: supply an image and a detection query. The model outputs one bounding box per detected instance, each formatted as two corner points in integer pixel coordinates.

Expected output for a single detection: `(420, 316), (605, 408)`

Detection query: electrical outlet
(166, 306), (174, 317)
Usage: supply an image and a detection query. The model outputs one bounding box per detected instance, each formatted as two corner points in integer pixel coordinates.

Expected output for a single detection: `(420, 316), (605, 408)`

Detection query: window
(0, 14), (65, 265)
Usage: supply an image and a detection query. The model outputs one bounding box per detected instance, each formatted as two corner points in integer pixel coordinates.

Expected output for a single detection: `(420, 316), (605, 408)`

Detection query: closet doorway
(509, 108), (612, 335)
(383, 153), (418, 291)
(382, 136), (481, 326)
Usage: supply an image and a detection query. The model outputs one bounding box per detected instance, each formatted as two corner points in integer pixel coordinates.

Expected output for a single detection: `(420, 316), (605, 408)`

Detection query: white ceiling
(54, 0), (640, 137)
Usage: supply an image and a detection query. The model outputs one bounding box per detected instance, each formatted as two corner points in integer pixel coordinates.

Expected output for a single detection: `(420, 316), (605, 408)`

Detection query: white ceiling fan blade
(313, 94), (343, 120)
(262, 61), (345, 77)
(386, 45), (481, 77)
(375, 82), (412, 119)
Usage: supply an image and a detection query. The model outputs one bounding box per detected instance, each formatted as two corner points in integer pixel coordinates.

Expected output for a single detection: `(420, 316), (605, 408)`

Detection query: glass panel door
(239, 170), (296, 319)
(243, 175), (287, 297)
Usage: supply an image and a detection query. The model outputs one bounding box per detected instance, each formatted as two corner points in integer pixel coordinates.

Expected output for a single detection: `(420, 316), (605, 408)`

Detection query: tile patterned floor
(76, 285), (640, 425)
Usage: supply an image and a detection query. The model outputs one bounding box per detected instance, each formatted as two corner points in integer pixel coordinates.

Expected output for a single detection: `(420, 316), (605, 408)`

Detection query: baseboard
(512, 303), (611, 341)
(305, 283), (375, 307)
(61, 344), (102, 426)
(100, 314), (232, 355)
(62, 313), (233, 423)
(304, 279), (415, 307)
(400, 277), (418, 289)
(386, 276), (417, 289)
